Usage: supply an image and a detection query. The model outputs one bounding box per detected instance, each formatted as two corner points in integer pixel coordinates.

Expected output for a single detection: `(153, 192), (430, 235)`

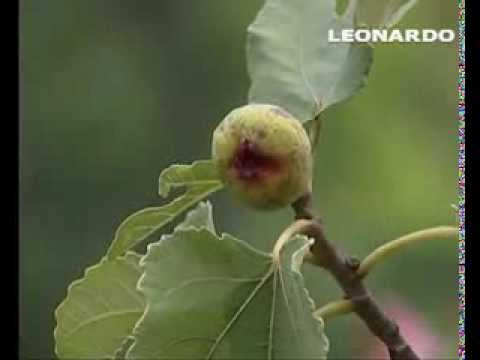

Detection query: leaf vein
(205, 267), (275, 359)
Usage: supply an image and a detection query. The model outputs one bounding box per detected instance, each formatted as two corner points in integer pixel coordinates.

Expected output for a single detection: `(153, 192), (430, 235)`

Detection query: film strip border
(457, 0), (465, 359)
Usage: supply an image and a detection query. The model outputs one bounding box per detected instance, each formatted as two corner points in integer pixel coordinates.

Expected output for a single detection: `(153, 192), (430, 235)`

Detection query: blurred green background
(20, 0), (458, 358)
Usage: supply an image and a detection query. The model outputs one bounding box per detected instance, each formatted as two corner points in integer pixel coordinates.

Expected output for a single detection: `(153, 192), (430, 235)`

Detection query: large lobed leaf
(247, 0), (373, 123)
(126, 228), (329, 359)
(54, 202), (217, 359)
(107, 160), (223, 259)
(55, 202), (329, 359)
(54, 253), (145, 359)
(247, 0), (417, 123)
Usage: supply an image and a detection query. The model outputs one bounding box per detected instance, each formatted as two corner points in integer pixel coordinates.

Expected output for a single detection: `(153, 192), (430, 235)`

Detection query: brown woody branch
(292, 194), (420, 360)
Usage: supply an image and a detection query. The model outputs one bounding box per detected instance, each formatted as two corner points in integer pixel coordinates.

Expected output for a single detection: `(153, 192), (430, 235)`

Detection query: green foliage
(54, 202), (216, 359)
(247, 0), (418, 124)
(54, 253), (144, 359)
(247, 0), (373, 123)
(176, 201), (216, 233)
(56, 202), (328, 359)
(127, 228), (328, 359)
(51, 0), (431, 359)
(158, 160), (222, 198)
(107, 160), (223, 259)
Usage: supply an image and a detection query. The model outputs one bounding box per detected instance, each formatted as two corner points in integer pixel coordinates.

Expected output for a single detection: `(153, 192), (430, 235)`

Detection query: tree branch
(291, 194), (421, 360)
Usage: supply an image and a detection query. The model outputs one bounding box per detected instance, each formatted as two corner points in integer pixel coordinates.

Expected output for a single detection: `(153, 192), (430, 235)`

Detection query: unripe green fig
(212, 104), (313, 210)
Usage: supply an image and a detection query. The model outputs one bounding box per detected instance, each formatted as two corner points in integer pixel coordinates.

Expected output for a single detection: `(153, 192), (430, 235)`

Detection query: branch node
(385, 321), (400, 338)
(349, 293), (370, 306)
(345, 256), (361, 271)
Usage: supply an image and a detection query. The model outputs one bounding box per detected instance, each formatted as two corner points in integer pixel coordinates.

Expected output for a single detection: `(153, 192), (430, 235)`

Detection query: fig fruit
(212, 104), (312, 210)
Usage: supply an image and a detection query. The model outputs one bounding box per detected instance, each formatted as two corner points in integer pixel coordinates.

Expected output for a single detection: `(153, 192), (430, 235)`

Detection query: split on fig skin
(230, 139), (284, 182)
(212, 104), (313, 210)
